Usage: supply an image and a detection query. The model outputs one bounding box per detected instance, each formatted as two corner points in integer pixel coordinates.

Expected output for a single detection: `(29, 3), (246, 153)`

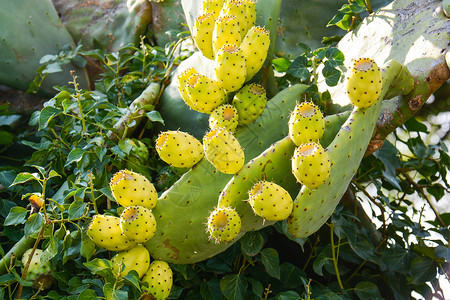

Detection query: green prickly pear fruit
(248, 181), (294, 221)
(203, 127), (245, 174)
(209, 104), (239, 132)
(87, 214), (136, 251)
(155, 130), (204, 168)
(110, 170), (158, 209)
(207, 206), (242, 243)
(219, 0), (248, 39)
(215, 44), (247, 92)
(111, 244), (151, 279)
(288, 102), (325, 146)
(232, 83), (267, 125)
(193, 13), (215, 60)
(202, 0), (225, 18)
(21, 249), (52, 289)
(212, 15), (241, 56)
(240, 26), (270, 81)
(142, 260), (173, 300)
(177, 68), (199, 109)
(346, 58), (382, 108)
(291, 142), (331, 189)
(120, 205), (157, 243)
(185, 73), (227, 113)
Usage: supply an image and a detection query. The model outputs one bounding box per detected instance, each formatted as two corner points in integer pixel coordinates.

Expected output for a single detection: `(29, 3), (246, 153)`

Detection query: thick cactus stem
(287, 60), (414, 238)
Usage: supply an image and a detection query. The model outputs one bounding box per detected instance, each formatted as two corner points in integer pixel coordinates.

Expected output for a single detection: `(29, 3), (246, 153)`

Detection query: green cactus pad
(287, 60), (413, 238)
(248, 181), (294, 221)
(291, 142), (331, 189)
(111, 244), (151, 279)
(288, 102), (325, 146)
(203, 127), (245, 174)
(87, 215), (136, 251)
(110, 170), (158, 209)
(215, 44), (247, 92)
(120, 206), (157, 244)
(142, 260), (173, 300)
(155, 130), (204, 169)
(207, 206), (242, 243)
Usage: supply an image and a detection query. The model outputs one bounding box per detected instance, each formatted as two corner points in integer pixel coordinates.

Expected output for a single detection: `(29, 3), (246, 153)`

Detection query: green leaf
(272, 291), (301, 300)
(77, 289), (99, 300)
(200, 278), (222, 300)
(65, 148), (85, 166)
(0, 273), (16, 285)
(24, 213), (44, 237)
(272, 58), (291, 72)
(287, 56), (310, 81)
(68, 200), (87, 220)
(322, 64), (341, 87)
(373, 140), (401, 190)
(240, 231), (264, 256)
(0, 131), (13, 145)
(381, 246), (410, 273)
(10, 172), (40, 186)
(4, 206), (28, 226)
(41, 236), (59, 266)
(313, 245), (332, 276)
(39, 106), (61, 130)
(404, 117), (429, 133)
(426, 184), (445, 201)
(435, 246), (450, 261)
(409, 256), (437, 284)
(103, 282), (128, 300)
(146, 110), (165, 125)
(280, 263), (306, 289)
(220, 274), (247, 300)
(354, 282), (383, 299)
(68, 276), (89, 294)
(260, 248), (280, 279)
(246, 277), (263, 297)
(123, 272), (141, 290)
(81, 231), (97, 261)
(48, 170), (61, 180)
(327, 12), (352, 30)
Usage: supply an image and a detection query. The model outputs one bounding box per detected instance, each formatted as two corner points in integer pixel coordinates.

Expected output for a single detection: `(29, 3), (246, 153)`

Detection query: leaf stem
(330, 223), (344, 291)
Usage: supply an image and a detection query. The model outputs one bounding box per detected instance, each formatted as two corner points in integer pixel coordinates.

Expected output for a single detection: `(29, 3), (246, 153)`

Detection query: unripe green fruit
(185, 73), (227, 113)
(291, 142), (331, 189)
(203, 127), (245, 174)
(248, 181), (294, 221)
(110, 170), (158, 209)
(288, 102), (325, 146)
(193, 13), (215, 59)
(207, 206), (241, 243)
(22, 249), (52, 289)
(111, 244), (151, 279)
(215, 44), (247, 92)
(142, 260), (173, 300)
(232, 83), (267, 125)
(209, 104), (239, 132)
(240, 26), (270, 81)
(120, 205), (157, 243)
(212, 15), (241, 56)
(155, 130), (204, 168)
(346, 58), (382, 108)
(87, 214), (136, 251)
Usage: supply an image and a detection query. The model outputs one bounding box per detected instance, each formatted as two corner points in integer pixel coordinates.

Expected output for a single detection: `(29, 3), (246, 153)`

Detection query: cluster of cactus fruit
(86, 170), (173, 299)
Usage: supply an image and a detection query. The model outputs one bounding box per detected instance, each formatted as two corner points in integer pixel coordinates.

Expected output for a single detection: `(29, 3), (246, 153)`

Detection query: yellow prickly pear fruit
(248, 181), (294, 221)
(212, 15), (241, 56)
(243, 0), (257, 33)
(288, 102), (325, 146)
(142, 260), (173, 300)
(291, 142), (331, 189)
(209, 104), (239, 133)
(120, 205), (157, 243)
(185, 73), (227, 113)
(111, 244), (151, 279)
(177, 68), (199, 108)
(87, 215), (136, 251)
(193, 13), (215, 59)
(232, 83), (267, 125)
(202, 0), (225, 18)
(203, 127), (245, 174)
(219, 0), (248, 39)
(155, 130), (204, 168)
(346, 58), (383, 108)
(207, 206), (242, 243)
(215, 44), (247, 92)
(110, 170), (158, 209)
(240, 26), (270, 81)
